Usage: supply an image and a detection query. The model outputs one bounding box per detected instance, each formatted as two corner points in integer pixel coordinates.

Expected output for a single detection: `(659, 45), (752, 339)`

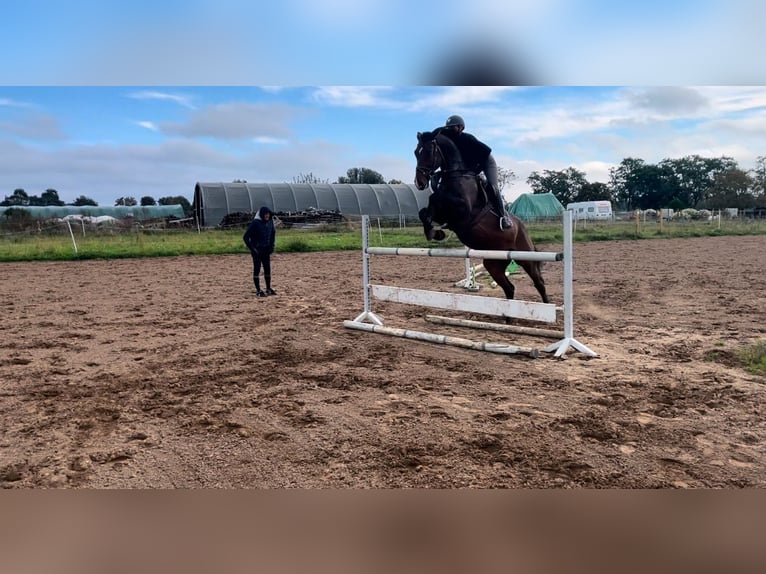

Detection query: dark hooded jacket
(243, 206), (276, 254)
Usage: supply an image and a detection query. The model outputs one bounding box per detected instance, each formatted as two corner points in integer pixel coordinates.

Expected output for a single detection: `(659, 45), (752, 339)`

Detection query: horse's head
(414, 130), (442, 190)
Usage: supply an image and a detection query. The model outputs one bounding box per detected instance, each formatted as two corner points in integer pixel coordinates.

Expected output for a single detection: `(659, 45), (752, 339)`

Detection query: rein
(417, 137), (474, 181)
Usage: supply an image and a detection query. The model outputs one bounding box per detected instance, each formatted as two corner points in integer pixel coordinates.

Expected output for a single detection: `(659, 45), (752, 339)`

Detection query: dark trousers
(250, 250), (272, 290)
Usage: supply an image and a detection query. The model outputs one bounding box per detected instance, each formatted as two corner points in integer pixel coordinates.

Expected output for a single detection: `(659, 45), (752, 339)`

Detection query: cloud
(0, 98), (34, 108)
(573, 160), (614, 184)
(313, 87), (396, 107)
(128, 90), (197, 109)
(312, 86), (520, 111)
(0, 137), (242, 203)
(159, 102), (302, 140)
(407, 87), (520, 111)
(0, 113), (66, 140)
(466, 87), (766, 156)
(0, 136), (382, 205)
(696, 87), (766, 114)
(135, 121), (159, 131)
(253, 136), (288, 145)
(623, 87), (709, 114)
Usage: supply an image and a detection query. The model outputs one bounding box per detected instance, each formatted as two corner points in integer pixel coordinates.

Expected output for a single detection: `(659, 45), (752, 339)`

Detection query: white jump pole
(351, 216), (383, 326)
(367, 246), (562, 262)
(345, 213), (596, 358)
(342, 321), (540, 358)
(543, 210), (597, 358)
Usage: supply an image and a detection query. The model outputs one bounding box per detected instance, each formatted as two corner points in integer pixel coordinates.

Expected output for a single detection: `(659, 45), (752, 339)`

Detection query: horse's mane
(422, 129), (464, 169)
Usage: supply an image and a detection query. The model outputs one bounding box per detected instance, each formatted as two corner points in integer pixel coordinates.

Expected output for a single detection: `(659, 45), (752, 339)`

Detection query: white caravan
(566, 200), (613, 221)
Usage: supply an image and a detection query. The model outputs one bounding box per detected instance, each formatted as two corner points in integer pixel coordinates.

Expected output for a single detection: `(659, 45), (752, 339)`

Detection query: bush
(1, 207), (34, 231)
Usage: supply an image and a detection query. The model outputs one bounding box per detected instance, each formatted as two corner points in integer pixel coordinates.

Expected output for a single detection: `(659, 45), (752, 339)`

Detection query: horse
(414, 129), (550, 304)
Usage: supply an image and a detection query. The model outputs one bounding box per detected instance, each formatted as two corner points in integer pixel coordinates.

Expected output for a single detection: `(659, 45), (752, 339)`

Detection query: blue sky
(1, 86), (765, 205)
(2, 1), (764, 85)
(2, 2), (765, 205)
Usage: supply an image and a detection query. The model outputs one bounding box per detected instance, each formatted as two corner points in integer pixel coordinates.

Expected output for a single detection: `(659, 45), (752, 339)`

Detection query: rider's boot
(488, 184), (511, 230)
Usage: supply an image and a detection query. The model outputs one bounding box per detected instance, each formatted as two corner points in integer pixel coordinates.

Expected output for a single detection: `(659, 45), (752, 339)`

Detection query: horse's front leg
(419, 206), (446, 241)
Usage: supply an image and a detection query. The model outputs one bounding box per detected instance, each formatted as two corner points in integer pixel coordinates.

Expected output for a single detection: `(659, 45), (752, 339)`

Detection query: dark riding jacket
(243, 207), (276, 255)
(439, 130), (492, 174)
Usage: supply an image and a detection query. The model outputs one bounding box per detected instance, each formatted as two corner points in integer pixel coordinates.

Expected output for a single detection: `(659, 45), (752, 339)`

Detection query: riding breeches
(483, 153), (499, 190)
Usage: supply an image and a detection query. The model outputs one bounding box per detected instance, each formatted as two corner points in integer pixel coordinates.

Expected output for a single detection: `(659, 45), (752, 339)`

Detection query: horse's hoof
(434, 230), (446, 241)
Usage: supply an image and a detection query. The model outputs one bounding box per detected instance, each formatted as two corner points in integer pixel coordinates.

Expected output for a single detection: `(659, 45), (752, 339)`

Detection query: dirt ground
(1, 234), (765, 488)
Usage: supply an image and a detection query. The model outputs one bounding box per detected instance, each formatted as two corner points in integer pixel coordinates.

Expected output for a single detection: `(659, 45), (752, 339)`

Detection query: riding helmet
(445, 115), (465, 128)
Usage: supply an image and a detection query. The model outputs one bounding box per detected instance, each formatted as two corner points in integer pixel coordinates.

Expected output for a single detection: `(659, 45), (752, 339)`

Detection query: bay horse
(414, 129), (549, 304)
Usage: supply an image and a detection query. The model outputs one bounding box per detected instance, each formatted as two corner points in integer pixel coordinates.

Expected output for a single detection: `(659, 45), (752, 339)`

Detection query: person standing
(243, 206), (277, 297)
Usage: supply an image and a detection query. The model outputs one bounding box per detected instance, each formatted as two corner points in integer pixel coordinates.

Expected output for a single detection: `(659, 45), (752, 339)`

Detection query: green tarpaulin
(508, 193), (565, 221)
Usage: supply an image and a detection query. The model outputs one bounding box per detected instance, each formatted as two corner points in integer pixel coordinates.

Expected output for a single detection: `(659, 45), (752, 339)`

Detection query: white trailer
(566, 200), (613, 221)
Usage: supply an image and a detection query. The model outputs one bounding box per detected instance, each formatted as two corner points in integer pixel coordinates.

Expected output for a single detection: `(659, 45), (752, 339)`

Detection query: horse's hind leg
(518, 260), (549, 303)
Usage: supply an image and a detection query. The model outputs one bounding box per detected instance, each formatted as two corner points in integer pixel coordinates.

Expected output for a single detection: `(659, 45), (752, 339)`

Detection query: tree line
(289, 168), (402, 185)
(1, 189), (192, 215)
(8, 153), (764, 216)
(294, 156), (766, 212)
(527, 155), (766, 210)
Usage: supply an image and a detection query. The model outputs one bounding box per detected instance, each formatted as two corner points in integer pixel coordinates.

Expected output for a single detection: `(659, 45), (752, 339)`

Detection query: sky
(1, 86), (765, 205)
(2, 1), (764, 85)
(2, 1), (765, 206)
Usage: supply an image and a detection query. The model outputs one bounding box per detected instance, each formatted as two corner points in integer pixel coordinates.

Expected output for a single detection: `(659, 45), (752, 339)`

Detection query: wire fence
(3, 208), (766, 240)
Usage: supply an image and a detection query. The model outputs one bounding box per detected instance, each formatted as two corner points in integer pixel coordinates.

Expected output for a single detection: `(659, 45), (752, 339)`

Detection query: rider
(438, 115), (512, 230)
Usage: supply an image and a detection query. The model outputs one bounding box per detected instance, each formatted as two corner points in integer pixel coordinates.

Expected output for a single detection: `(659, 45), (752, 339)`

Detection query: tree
(232, 179), (248, 183)
(609, 158), (646, 210)
(526, 167), (587, 205)
(497, 166), (517, 191)
(40, 189), (65, 206)
(70, 195), (98, 206)
(0, 189), (29, 206)
(115, 196), (138, 206)
(292, 172), (329, 184)
(336, 167), (385, 184)
(608, 158), (679, 210)
(574, 182), (612, 203)
(667, 198), (687, 211)
(702, 168), (755, 209)
(752, 156), (766, 205)
(158, 195), (193, 217)
(387, 179), (403, 185)
(659, 155), (738, 207)
(140, 196), (157, 206)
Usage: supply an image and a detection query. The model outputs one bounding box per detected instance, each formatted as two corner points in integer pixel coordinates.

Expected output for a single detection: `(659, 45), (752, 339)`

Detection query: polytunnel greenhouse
(193, 182), (431, 227)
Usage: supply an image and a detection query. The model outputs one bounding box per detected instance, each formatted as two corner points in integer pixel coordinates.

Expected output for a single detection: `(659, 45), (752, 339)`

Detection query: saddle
(429, 172), (493, 230)
(430, 171), (488, 197)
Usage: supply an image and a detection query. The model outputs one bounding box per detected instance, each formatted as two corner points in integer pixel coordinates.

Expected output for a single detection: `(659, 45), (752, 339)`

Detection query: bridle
(415, 137), (443, 181)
